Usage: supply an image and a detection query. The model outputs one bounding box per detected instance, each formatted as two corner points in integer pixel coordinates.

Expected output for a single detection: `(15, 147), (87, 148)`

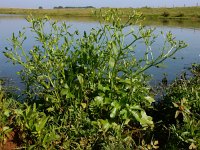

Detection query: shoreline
(0, 7), (200, 20)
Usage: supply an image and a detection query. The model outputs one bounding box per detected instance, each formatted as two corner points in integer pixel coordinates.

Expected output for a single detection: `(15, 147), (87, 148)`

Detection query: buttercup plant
(4, 9), (187, 149)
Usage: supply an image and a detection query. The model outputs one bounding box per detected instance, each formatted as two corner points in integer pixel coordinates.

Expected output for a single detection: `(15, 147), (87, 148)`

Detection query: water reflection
(0, 14), (25, 20)
(161, 19), (169, 25)
(0, 15), (200, 89)
(142, 18), (200, 30)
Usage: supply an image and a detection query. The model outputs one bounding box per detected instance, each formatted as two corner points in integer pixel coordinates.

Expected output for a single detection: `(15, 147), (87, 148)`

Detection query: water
(0, 15), (200, 88)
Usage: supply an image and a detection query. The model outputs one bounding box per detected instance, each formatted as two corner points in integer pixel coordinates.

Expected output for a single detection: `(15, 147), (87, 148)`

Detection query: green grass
(0, 8), (96, 17)
(0, 7), (200, 20)
(136, 6), (200, 20)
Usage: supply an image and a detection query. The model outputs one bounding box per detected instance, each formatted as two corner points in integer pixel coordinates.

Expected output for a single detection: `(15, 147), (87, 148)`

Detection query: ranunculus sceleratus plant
(4, 9), (187, 148)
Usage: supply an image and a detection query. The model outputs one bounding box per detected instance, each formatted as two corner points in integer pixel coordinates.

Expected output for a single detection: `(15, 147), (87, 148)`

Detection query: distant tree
(53, 6), (64, 9)
(162, 11), (170, 17)
(38, 6), (43, 9)
(85, 6), (95, 8)
(54, 5), (94, 9)
(58, 6), (63, 9)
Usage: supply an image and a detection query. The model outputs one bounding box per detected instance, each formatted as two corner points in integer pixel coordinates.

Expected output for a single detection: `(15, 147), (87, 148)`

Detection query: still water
(0, 15), (200, 88)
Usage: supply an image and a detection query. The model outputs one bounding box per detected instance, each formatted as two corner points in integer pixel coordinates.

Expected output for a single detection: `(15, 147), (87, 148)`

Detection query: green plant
(176, 12), (185, 17)
(191, 63), (200, 77)
(0, 126), (12, 146)
(12, 103), (61, 149)
(161, 11), (170, 17)
(171, 98), (200, 149)
(152, 64), (200, 149)
(4, 9), (187, 149)
(0, 89), (17, 146)
(169, 70), (200, 149)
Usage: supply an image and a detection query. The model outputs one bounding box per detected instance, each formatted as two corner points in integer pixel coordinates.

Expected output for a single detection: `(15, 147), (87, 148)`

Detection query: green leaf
(61, 88), (74, 98)
(131, 110), (140, 121)
(111, 122), (120, 130)
(94, 96), (104, 106)
(110, 108), (117, 118)
(99, 119), (110, 132)
(128, 104), (142, 110)
(181, 131), (190, 136)
(77, 74), (84, 86)
(2, 126), (10, 132)
(145, 96), (155, 104)
(28, 145), (36, 150)
(14, 109), (23, 116)
(98, 83), (110, 92)
(140, 110), (154, 129)
(120, 109), (128, 119)
(120, 108), (131, 125)
(47, 107), (54, 112)
(4, 110), (10, 117)
(66, 92), (75, 99)
(172, 102), (179, 108)
(109, 57), (115, 68)
(64, 83), (69, 89)
(131, 110), (154, 129)
(33, 103), (36, 112)
(44, 131), (60, 144)
(123, 78), (131, 84)
(81, 103), (87, 109)
(112, 43), (118, 56)
(111, 101), (121, 109)
(125, 119), (130, 125)
(104, 97), (112, 104)
(61, 88), (69, 96)
(36, 116), (49, 133)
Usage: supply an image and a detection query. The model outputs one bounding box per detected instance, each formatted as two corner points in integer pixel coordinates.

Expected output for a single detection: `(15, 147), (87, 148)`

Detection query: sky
(0, 0), (200, 9)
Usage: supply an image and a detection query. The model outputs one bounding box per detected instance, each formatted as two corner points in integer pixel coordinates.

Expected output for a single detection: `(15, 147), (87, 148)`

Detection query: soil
(0, 132), (17, 150)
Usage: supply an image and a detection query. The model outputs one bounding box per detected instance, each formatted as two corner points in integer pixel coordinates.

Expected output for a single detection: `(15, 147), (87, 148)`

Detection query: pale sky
(0, 0), (200, 9)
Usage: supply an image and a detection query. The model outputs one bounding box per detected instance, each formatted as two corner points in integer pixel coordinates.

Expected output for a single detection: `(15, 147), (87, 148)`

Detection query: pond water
(0, 15), (200, 88)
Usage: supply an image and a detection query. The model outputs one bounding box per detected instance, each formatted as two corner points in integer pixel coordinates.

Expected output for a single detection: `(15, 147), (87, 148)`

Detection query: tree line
(53, 6), (95, 9)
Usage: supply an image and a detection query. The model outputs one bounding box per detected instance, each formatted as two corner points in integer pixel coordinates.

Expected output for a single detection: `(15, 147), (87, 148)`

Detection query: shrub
(162, 11), (170, 17)
(176, 12), (185, 17)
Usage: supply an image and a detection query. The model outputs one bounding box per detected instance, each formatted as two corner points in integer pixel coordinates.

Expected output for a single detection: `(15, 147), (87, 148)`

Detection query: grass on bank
(0, 7), (200, 20)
